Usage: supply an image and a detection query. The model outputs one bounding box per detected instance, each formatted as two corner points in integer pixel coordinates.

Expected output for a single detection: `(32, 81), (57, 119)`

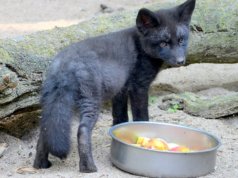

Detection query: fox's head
(136, 0), (196, 66)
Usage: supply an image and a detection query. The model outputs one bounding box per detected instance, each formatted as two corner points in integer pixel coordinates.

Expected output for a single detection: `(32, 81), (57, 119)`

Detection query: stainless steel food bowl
(109, 122), (221, 178)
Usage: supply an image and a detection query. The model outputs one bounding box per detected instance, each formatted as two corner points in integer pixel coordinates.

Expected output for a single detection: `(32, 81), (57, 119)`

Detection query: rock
(152, 63), (238, 93)
(100, 4), (114, 13)
(7, 172), (13, 177)
(158, 88), (238, 119)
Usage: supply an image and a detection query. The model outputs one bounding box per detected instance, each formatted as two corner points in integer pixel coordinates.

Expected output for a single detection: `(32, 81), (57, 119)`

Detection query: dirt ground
(0, 0), (238, 178)
(0, 103), (238, 178)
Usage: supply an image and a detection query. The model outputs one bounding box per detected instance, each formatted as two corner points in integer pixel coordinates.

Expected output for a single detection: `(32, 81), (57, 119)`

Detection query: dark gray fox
(34, 0), (196, 173)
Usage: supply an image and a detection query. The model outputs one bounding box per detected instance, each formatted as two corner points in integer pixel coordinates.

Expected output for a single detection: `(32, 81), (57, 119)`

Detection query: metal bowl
(109, 122), (221, 178)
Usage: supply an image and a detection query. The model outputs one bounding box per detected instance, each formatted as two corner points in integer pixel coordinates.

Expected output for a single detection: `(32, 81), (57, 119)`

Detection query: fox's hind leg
(112, 88), (129, 125)
(77, 98), (100, 172)
(34, 133), (52, 169)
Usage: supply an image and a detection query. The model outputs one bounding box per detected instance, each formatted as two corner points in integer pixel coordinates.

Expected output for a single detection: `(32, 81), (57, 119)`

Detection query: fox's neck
(117, 27), (164, 72)
(131, 29), (164, 71)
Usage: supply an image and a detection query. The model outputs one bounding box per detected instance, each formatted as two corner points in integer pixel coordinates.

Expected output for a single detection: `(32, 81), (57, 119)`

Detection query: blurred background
(0, 0), (159, 39)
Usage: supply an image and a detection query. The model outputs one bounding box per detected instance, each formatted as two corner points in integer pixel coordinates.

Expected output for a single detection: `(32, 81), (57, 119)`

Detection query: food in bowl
(134, 137), (191, 152)
(110, 122), (221, 178)
(114, 130), (192, 152)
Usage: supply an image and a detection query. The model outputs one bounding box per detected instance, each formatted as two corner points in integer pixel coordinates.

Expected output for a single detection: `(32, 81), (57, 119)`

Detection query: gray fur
(34, 0), (196, 173)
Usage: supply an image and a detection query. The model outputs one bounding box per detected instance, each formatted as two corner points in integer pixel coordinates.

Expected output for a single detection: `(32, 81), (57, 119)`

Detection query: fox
(33, 0), (196, 173)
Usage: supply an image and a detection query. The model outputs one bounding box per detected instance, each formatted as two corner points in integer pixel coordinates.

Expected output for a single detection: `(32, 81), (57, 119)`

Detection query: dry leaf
(16, 167), (38, 174)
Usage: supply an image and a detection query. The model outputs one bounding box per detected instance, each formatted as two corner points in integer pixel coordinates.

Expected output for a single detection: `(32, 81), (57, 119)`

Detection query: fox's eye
(160, 42), (168, 48)
(178, 38), (184, 44)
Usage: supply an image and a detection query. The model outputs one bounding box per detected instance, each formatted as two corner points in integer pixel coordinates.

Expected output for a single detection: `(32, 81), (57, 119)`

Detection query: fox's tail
(40, 78), (75, 159)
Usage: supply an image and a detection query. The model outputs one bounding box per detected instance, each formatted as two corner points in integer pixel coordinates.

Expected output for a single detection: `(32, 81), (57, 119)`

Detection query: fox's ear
(136, 8), (159, 35)
(176, 0), (196, 25)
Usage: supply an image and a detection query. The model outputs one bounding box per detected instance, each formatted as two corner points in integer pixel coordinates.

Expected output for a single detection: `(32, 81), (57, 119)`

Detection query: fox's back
(46, 28), (138, 99)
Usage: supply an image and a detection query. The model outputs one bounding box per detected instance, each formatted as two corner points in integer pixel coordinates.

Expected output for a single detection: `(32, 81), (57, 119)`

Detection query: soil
(0, 103), (237, 178)
(0, 1), (237, 178)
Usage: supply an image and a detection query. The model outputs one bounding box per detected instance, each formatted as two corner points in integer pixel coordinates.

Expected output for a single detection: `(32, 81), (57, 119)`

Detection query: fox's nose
(176, 57), (185, 65)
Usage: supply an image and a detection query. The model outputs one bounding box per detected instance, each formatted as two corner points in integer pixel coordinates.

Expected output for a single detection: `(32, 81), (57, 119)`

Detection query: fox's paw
(80, 160), (97, 173)
(33, 159), (52, 169)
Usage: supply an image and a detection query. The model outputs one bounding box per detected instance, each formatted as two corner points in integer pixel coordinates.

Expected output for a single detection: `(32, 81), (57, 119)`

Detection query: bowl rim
(108, 121), (222, 154)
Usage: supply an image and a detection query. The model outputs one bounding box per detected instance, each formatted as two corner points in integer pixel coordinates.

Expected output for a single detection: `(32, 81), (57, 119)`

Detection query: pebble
(0, 143), (8, 157)
(100, 4), (114, 13)
(7, 172), (13, 177)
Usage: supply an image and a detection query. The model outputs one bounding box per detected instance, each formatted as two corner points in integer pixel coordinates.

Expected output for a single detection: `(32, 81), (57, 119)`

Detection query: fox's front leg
(129, 87), (149, 121)
(112, 88), (129, 125)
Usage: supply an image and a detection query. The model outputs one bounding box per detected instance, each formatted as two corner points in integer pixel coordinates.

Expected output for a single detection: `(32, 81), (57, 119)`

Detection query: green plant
(167, 103), (180, 113)
(149, 96), (158, 105)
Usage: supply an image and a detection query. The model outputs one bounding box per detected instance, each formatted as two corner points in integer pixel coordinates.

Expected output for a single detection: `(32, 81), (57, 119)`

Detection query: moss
(0, 0), (237, 67)
(0, 48), (13, 62)
(187, 31), (238, 63)
(190, 0), (238, 33)
(159, 92), (238, 119)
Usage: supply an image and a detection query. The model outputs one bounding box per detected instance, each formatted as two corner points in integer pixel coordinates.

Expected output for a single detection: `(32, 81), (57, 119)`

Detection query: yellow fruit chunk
(136, 137), (150, 147)
(136, 137), (169, 151)
(170, 145), (191, 152)
(136, 136), (144, 145)
(113, 129), (138, 144)
(148, 138), (169, 151)
(179, 146), (190, 152)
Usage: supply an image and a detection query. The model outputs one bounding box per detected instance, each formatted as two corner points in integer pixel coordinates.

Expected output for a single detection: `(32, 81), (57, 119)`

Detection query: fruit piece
(168, 143), (179, 150)
(136, 137), (169, 150)
(118, 134), (193, 152)
(170, 145), (190, 152)
(113, 129), (138, 144)
(180, 146), (190, 152)
(136, 136), (145, 145)
(148, 138), (169, 151)
(136, 137), (150, 147)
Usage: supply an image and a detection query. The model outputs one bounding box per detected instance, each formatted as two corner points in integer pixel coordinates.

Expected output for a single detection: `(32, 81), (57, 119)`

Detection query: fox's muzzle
(176, 57), (185, 65)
